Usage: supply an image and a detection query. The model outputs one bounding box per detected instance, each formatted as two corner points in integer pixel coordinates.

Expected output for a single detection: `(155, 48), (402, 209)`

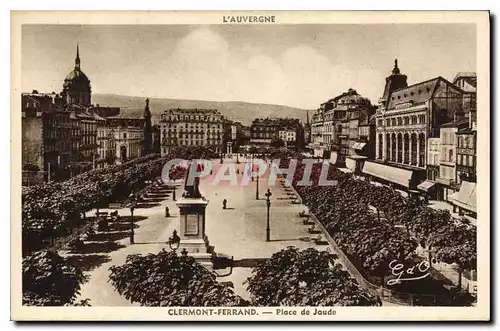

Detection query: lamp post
(168, 229), (181, 253)
(256, 172), (260, 200)
(251, 154), (254, 182)
(129, 193), (136, 244)
(265, 189), (272, 242)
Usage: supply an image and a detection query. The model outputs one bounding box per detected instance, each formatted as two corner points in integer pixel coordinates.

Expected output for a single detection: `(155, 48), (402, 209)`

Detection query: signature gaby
(387, 260), (431, 286)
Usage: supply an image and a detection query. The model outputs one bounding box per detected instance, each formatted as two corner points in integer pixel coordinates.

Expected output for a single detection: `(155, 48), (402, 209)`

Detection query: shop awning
(450, 181), (477, 213)
(362, 161), (413, 188)
(346, 157), (356, 171)
(329, 152), (338, 164)
(417, 180), (436, 192)
(353, 142), (367, 150)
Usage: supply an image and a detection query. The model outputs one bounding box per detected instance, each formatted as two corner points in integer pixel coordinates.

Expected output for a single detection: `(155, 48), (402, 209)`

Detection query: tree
(108, 249), (248, 307)
(245, 247), (378, 306)
(23, 251), (86, 306)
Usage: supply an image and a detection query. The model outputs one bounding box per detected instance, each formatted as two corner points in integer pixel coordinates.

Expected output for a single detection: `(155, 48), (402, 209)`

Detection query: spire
(392, 58), (400, 75)
(75, 44), (81, 70)
(144, 98), (151, 119)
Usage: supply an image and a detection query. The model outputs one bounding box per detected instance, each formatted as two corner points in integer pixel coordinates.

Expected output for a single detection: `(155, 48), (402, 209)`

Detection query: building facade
(250, 117), (304, 150)
(456, 127), (477, 184)
(309, 88), (375, 167)
(21, 45), (149, 185)
(368, 59), (466, 190)
(160, 109), (224, 155)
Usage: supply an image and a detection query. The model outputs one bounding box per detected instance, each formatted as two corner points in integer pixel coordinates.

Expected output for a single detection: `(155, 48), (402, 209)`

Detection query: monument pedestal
(176, 197), (213, 270)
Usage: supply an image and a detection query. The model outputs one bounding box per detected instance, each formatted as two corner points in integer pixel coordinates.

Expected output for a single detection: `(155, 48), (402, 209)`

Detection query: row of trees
(269, 149), (476, 291)
(22, 154), (165, 254)
(107, 247), (379, 307)
(21, 146), (218, 306)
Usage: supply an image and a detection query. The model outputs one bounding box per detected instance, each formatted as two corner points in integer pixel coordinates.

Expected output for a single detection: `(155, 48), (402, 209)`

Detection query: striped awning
(362, 161), (413, 188)
(353, 142), (367, 150)
(417, 180), (436, 192)
(450, 181), (477, 213)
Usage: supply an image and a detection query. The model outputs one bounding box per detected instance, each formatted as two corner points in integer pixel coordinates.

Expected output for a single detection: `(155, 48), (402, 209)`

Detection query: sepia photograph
(11, 10), (490, 321)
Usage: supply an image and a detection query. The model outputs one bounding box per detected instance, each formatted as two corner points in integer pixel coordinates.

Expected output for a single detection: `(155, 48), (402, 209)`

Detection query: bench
(308, 225), (322, 234)
(311, 234), (328, 245)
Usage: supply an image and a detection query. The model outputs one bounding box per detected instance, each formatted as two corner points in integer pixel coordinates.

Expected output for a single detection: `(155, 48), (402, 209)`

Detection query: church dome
(63, 68), (90, 90)
(62, 44), (91, 92)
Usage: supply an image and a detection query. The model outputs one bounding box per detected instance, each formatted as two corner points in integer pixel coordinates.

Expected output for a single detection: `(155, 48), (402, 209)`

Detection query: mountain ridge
(92, 93), (312, 126)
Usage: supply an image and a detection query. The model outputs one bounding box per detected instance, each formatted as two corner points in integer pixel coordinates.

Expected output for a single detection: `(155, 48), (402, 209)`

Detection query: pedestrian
(222, 199), (227, 210)
(165, 206), (170, 217)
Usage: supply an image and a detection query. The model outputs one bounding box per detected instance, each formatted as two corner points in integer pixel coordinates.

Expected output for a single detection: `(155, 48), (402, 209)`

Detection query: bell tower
(380, 59), (408, 108)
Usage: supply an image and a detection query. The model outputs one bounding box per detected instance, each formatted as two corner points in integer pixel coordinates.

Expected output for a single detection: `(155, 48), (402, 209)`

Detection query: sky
(22, 24), (476, 109)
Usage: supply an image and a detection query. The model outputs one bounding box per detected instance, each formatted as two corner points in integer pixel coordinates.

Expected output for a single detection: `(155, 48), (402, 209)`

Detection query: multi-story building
(456, 127), (477, 184)
(75, 110), (98, 172)
(223, 119), (245, 154)
(106, 113), (145, 163)
(310, 110), (325, 157)
(94, 113), (116, 168)
(450, 125), (477, 217)
(309, 88), (375, 169)
(21, 44), (146, 185)
(160, 109), (224, 155)
(240, 125), (251, 147)
(22, 108), (73, 185)
(426, 138), (441, 182)
(365, 59), (466, 191)
(250, 118), (280, 146)
(436, 120), (469, 200)
(250, 117), (304, 150)
(279, 128), (297, 149)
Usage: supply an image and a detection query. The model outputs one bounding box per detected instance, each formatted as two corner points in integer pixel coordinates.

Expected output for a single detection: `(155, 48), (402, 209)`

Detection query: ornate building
(366, 59), (466, 191)
(309, 88), (376, 168)
(62, 45), (92, 106)
(160, 109), (224, 155)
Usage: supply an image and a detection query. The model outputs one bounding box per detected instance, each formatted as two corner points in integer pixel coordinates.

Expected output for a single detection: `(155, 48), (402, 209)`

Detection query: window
(434, 154), (438, 165)
(449, 149), (454, 162)
(123, 133), (127, 139)
(468, 155), (474, 167)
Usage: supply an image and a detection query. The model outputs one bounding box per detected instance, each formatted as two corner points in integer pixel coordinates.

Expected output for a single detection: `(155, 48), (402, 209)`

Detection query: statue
(183, 154), (204, 199)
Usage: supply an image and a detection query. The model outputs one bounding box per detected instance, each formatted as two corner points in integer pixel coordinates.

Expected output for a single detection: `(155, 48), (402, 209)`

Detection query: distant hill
(92, 94), (311, 126)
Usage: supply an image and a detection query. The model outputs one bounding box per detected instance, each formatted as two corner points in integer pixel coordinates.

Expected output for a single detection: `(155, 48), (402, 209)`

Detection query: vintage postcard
(11, 11), (490, 321)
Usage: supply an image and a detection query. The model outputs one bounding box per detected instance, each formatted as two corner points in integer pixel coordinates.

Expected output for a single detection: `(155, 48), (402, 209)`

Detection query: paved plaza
(74, 156), (331, 305)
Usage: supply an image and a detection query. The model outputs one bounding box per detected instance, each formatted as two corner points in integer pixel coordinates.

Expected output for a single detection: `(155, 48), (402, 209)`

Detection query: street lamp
(129, 193), (136, 244)
(256, 171), (260, 200)
(265, 189), (272, 242)
(168, 229), (181, 253)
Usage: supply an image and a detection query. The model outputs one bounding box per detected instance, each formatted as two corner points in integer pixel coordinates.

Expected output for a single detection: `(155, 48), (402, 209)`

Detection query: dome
(337, 88), (371, 106)
(63, 45), (91, 92)
(63, 68), (91, 90)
